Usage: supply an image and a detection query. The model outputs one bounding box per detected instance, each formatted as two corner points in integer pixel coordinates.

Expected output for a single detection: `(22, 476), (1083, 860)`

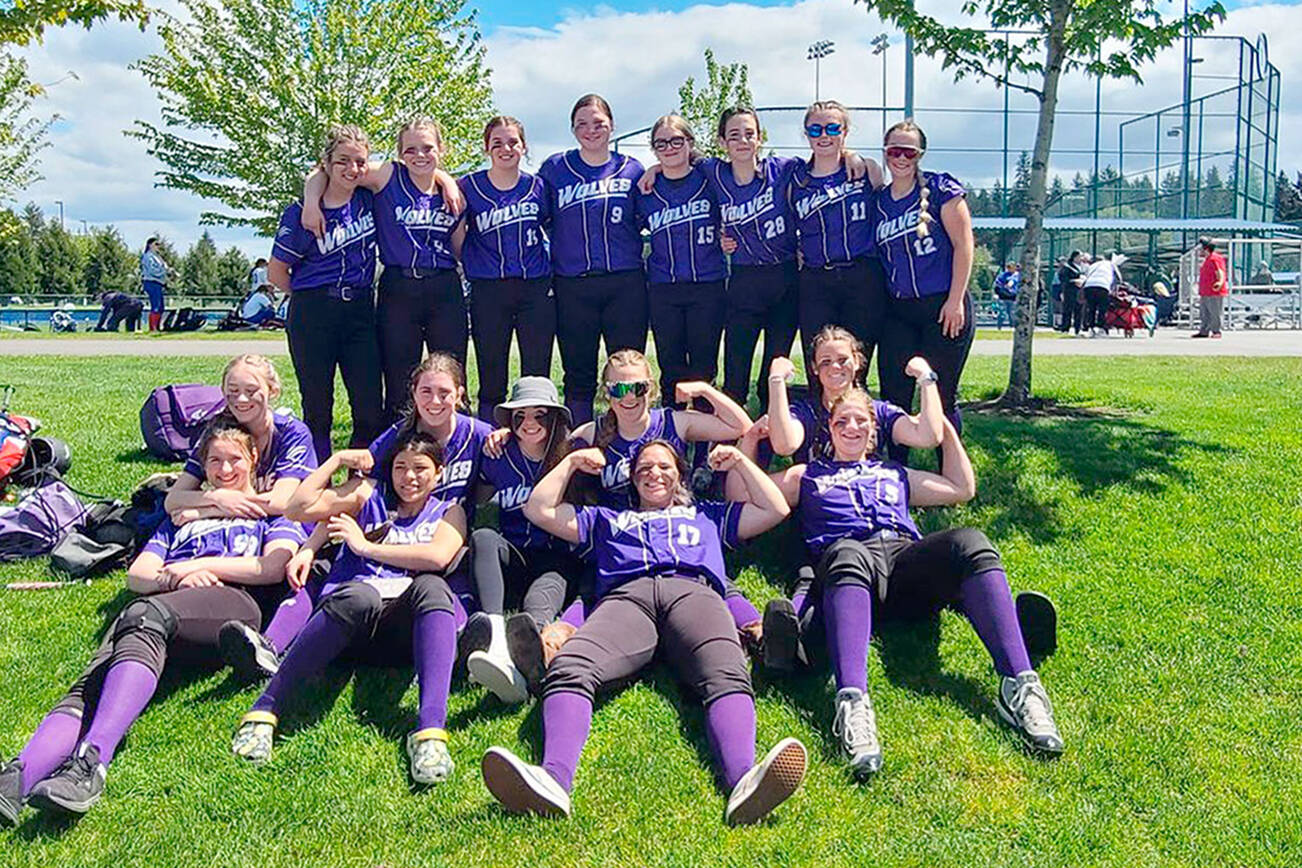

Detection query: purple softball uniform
(574, 500), (742, 599)
(479, 438), (568, 553)
(367, 413), (493, 513)
(797, 457), (921, 557)
(580, 408), (689, 509)
(786, 165), (874, 268)
(142, 516), (307, 563)
(635, 166), (726, 285)
(373, 162), (460, 272)
(538, 150), (644, 277)
(872, 171), (966, 299)
(181, 409), (317, 491)
(458, 170), (551, 281)
(787, 396), (905, 464)
(272, 190), (376, 291)
(705, 155), (801, 267)
(323, 485), (455, 599)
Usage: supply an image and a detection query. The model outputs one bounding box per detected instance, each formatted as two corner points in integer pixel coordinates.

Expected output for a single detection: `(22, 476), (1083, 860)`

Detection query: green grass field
(1, 353), (1300, 868)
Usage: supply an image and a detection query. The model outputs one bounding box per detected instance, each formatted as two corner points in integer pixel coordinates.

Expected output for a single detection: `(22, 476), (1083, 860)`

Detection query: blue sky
(13, 0), (1301, 258)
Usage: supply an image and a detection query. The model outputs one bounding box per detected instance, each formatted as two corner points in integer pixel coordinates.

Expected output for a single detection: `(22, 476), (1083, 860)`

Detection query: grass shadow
(873, 613), (996, 729)
(349, 664), (416, 742)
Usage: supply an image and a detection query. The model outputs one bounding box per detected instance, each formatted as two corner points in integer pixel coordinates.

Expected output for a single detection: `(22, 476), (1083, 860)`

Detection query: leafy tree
(180, 231), (220, 295)
(82, 225), (136, 295)
(855, 0), (1223, 406)
(216, 245), (252, 296)
(1274, 171), (1302, 223)
(677, 49), (753, 158)
(130, 0), (493, 235)
(0, 54), (53, 201)
(0, 0), (146, 46)
(33, 220), (83, 296)
(0, 207), (38, 297)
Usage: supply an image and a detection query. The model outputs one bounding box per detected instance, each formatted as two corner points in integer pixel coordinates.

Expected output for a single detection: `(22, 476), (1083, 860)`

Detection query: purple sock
(540, 692), (592, 793)
(823, 584), (873, 692)
(82, 661), (159, 765)
(790, 588), (810, 618)
(413, 609), (456, 730)
(559, 597), (587, 629)
(960, 569), (1031, 677)
(252, 611), (352, 715)
(263, 585), (315, 654)
(725, 594), (761, 629)
(17, 712), (82, 796)
(946, 406), (963, 436)
(705, 692), (756, 791)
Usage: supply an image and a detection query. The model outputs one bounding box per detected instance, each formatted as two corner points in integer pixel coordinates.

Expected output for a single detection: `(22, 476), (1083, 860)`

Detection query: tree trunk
(999, 0), (1070, 408)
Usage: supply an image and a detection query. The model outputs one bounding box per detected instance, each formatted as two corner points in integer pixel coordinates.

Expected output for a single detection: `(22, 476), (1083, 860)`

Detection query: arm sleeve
(141, 519), (176, 559)
(874, 400), (907, 449)
(701, 501), (744, 550)
(271, 203), (312, 265)
(573, 506), (609, 548)
(269, 418), (318, 482)
(930, 172), (967, 207)
(265, 517), (308, 546)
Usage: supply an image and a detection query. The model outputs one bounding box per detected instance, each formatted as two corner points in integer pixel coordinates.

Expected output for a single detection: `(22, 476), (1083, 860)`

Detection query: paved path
(1, 330), (1299, 357)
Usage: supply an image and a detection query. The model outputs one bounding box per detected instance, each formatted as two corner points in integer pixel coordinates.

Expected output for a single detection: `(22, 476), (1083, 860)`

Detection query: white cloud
(10, 0), (1300, 259)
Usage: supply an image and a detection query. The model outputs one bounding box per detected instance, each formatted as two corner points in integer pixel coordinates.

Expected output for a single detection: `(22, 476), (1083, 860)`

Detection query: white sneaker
(467, 650), (530, 705)
(724, 737), (807, 826)
(481, 747), (570, 817)
(996, 671), (1064, 755)
(831, 687), (882, 776)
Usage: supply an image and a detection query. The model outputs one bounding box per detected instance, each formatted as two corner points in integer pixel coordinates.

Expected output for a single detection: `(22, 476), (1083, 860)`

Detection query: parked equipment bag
(140, 385), (226, 461)
(0, 480), (89, 561)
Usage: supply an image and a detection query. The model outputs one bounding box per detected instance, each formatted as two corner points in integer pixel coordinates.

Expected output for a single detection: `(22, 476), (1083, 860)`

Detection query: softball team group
(1, 95), (1063, 830)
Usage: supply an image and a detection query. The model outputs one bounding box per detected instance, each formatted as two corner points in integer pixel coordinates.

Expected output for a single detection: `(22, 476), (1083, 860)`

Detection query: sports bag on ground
(0, 480), (90, 561)
(140, 385), (226, 462)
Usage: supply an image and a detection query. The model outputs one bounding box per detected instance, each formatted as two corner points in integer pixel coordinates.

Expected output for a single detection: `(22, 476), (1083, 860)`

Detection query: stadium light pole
(872, 33), (890, 134)
(807, 40), (835, 101)
(54, 200), (64, 230)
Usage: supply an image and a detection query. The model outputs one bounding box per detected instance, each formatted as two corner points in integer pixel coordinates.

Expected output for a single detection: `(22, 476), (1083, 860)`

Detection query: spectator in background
(993, 262), (1020, 329)
(1193, 237), (1227, 339)
(94, 290), (143, 333)
(1247, 260), (1273, 287)
(1081, 252), (1119, 338)
(1047, 257), (1064, 325)
(139, 237), (173, 333)
(240, 285), (278, 327)
(249, 258), (270, 293)
(1056, 251), (1086, 334)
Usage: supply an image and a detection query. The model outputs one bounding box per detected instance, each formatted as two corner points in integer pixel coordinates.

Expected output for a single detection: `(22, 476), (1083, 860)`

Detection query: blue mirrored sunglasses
(805, 123), (843, 138)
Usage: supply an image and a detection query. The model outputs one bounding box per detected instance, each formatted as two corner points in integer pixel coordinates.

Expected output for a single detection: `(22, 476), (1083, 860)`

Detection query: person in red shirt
(1194, 237), (1228, 338)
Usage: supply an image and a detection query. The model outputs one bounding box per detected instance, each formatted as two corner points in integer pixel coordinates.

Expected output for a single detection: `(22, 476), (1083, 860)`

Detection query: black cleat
(27, 744), (105, 816)
(0, 759), (23, 827)
(1016, 591), (1058, 659)
(457, 611), (492, 671)
(506, 613), (546, 694)
(761, 599), (806, 674)
(219, 620), (281, 680)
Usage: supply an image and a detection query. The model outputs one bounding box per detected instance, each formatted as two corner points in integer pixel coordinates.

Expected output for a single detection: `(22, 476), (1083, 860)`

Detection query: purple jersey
(372, 162), (460, 272)
(787, 165), (873, 268)
(705, 156), (801, 267)
(143, 515), (306, 564)
(872, 171), (966, 299)
(325, 485), (454, 599)
(788, 396), (905, 464)
(635, 165), (726, 284)
(181, 409), (317, 492)
(539, 150), (644, 277)
(458, 170), (551, 281)
(368, 413), (492, 515)
(583, 408), (688, 509)
(575, 500), (742, 599)
(798, 458), (921, 557)
(479, 438), (567, 552)
(272, 190), (376, 292)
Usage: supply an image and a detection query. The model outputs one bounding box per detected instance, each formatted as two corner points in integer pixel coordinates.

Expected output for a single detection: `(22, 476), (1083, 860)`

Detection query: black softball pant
(797, 258), (888, 374)
(469, 276), (556, 421)
(878, 291), (975, 462)
(814, 528), (1003, 616)
(1084, 286), (1110, 331)
(724, 262), (799, 410)
(554, 270), (648, 426)
(647, 280), (727, 404)
(377, 268), (468, 422)
(53, 584), (285, 718)
(470, 527), (584, 625)
(287, 289), (385, 463)
(1058, 284), (1083, 332)
(544, 576), (751, 705)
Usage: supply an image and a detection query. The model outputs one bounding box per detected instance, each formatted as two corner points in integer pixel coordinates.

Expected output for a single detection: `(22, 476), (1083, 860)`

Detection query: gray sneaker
(997, 671), (1064, 756)
(406, 729), (454, 785)
(1, 759), (24, 827)
(831, 687), (883, 776)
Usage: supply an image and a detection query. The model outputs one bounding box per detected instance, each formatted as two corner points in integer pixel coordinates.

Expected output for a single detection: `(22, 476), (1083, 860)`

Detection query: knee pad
(319, 582), (384, 630)
(408, 573), (454, 616)
(113, 597), (178, 643)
